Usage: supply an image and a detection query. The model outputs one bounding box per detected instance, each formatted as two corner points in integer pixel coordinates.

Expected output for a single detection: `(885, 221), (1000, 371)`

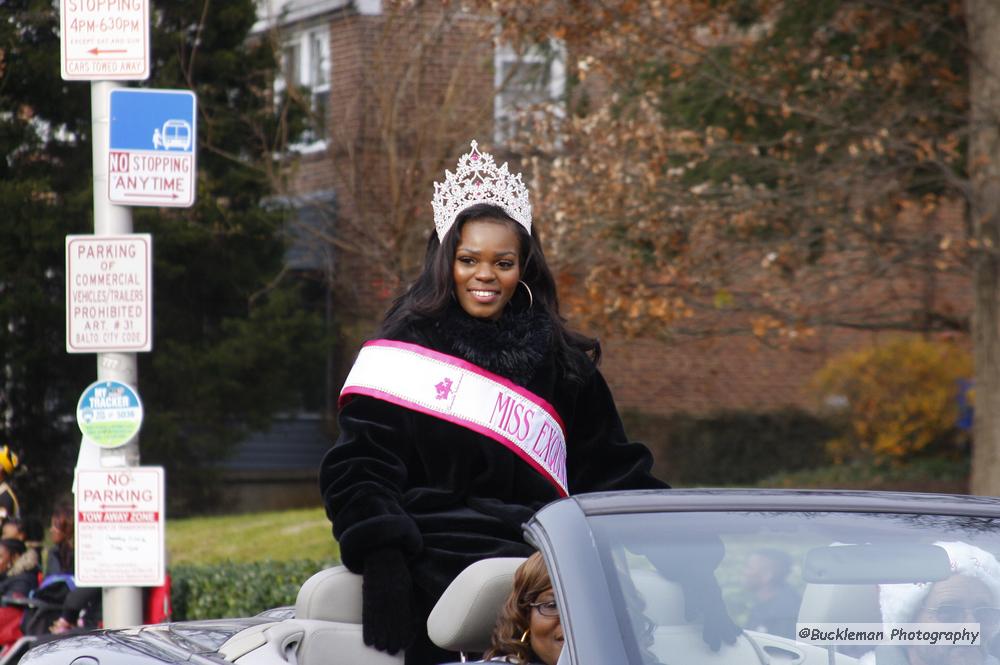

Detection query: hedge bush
(171, 559), (336, 620)
(810, 337), (972, 463)
(622, 408), (839, 485)
(757, 457), (969, 494)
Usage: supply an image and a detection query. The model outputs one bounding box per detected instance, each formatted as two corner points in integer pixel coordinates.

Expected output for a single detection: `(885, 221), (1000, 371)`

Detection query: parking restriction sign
(60, 0), (150, 81)
(66, 234), (152, 352)
(75, 467), (165, 587)
(108, 89), (197, 207)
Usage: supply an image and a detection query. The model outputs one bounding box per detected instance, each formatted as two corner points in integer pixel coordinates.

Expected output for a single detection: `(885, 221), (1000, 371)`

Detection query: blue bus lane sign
(108, 89), (196, 207)
(76, 380), (144, 449)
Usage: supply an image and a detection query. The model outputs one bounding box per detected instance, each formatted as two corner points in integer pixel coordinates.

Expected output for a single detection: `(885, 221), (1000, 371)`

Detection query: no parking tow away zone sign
(109, 88), (197, 207)
(76, 467), (165, 587)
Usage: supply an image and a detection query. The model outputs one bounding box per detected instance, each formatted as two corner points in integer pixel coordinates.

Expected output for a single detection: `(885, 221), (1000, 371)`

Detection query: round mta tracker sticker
(76, 380), (144, 449)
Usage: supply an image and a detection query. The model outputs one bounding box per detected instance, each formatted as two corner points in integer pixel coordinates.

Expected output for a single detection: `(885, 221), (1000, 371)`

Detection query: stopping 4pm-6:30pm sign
(60, 0), (150, 81)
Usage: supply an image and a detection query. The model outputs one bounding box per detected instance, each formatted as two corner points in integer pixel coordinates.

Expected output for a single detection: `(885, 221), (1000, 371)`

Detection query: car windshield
(588, 511), (1000, 665)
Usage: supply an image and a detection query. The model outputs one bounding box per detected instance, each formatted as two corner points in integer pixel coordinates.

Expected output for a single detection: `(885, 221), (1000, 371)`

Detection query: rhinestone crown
(432, 140), (532, 241)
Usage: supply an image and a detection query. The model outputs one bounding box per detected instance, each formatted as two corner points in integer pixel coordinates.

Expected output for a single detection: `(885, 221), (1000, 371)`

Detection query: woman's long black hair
(378, 203), (600, 383)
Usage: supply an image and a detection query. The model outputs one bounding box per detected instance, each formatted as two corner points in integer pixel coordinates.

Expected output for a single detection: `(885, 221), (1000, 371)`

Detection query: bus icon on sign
(153, 119), (192, 151)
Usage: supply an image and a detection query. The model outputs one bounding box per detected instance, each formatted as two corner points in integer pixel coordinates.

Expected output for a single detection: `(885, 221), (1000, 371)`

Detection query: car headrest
(427, 557), (526, 654)
(295, 566), (363, 623)
(797, 583), (880, 624)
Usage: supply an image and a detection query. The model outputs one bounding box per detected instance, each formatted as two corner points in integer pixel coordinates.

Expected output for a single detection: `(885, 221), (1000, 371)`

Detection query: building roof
(222, 416), (332, 471)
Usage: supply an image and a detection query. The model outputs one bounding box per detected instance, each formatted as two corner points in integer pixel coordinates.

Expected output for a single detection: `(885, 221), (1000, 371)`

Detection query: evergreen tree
(0, 1), (323, 517)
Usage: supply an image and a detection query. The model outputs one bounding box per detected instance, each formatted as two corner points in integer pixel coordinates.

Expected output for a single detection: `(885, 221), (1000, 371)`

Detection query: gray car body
(21, 489), (1000, 665)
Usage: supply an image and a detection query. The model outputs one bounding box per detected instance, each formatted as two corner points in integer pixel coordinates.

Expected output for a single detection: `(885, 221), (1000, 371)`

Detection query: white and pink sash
(339, 339), (568, 496)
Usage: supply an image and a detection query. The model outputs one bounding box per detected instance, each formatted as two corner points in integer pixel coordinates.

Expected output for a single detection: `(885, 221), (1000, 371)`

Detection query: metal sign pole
(90, 79), (143, 628)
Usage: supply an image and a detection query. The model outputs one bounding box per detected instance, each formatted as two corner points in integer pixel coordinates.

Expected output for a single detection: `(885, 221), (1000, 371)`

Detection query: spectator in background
(743, 548), (802, 639)
(0, 539), (38, 598)
(36, 503), (101, 634)
(0, 519), (39, 580)
(0, 538), (38, 650)
(45, 504), (73, 577)
(0, 447), (21, 530)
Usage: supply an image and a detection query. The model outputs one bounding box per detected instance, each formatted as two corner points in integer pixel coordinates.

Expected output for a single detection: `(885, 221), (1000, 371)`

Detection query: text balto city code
(65, 0), (143, 11)
(76, 243), (138, 260)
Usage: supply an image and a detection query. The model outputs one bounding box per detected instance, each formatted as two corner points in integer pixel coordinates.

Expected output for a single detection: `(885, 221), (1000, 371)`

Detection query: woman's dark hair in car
(485, 552), (552, 665)
(376, 203), (600, 384)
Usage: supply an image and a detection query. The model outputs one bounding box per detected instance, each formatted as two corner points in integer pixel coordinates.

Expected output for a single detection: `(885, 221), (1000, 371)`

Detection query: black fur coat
(319, 304), (667, 661)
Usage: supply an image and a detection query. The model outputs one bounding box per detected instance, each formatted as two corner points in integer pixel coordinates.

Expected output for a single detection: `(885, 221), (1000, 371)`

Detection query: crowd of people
(0, 446), (102, 654)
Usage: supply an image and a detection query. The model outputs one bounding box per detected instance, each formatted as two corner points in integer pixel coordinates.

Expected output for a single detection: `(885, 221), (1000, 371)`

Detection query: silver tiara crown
(432, 140), (532, 241)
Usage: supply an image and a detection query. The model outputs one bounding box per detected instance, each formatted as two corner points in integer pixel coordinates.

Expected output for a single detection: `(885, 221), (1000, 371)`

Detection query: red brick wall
(286, 6), (496, 318)
(284, 7), (976, 420)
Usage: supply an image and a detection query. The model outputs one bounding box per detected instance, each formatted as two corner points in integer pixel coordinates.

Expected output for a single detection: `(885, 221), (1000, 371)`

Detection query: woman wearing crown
(320, 142), (719, 665)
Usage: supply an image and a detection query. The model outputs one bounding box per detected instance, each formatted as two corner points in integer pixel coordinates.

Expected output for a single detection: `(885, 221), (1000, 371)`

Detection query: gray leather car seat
(221, 566), (404, 665)
(427, 557), (527, 656)
(798, 581), (910, 665)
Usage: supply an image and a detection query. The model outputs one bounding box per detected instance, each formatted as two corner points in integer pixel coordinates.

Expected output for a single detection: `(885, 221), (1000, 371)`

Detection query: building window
(494, 42), (565, 144)
(278, 26), (330, 150)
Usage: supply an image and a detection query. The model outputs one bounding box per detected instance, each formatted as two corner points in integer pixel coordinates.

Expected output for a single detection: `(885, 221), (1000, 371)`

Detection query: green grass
(166, 507), (340, 565)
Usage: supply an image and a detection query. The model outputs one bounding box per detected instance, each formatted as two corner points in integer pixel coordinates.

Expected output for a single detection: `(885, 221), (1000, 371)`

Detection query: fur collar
(9, 547), (38, 577)
(434, 303), (552, 385)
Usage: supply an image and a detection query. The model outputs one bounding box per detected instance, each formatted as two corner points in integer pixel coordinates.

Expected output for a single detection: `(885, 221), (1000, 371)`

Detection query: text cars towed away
(60, 0), (150, 80)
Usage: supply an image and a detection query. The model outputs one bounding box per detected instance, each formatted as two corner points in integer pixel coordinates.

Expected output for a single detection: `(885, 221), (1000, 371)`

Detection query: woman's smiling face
(452, 218), (522, 320)
(529, 588), (564, 665)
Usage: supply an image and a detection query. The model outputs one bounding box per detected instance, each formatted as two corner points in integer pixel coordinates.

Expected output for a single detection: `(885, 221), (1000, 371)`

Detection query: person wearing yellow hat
(0, 446), (21, 529)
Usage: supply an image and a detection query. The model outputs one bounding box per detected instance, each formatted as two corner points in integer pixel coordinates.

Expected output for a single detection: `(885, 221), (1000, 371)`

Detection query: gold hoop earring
(518, 280), (533, 310)
(520, 629), (530, 643)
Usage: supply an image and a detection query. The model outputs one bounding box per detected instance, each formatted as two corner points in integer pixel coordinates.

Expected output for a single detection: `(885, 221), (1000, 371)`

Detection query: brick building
(255, 0), (973, 420)
(214, 1), (977, 511)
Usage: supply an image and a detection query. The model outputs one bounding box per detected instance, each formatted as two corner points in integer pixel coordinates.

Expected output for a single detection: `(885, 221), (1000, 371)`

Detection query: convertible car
(19, 489), (1000, 665)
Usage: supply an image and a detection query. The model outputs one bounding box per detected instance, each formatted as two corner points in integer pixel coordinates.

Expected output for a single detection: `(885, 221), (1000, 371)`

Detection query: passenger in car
(484, 552), (561, 665)
(867, 541), (1000, 665)
(742, 548), (801, 639)
(319, 141), (740, 665)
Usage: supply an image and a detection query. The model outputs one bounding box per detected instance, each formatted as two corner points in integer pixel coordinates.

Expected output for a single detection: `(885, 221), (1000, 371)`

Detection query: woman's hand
(362, 548), (415, 654)
(49, 617), (73, 634)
